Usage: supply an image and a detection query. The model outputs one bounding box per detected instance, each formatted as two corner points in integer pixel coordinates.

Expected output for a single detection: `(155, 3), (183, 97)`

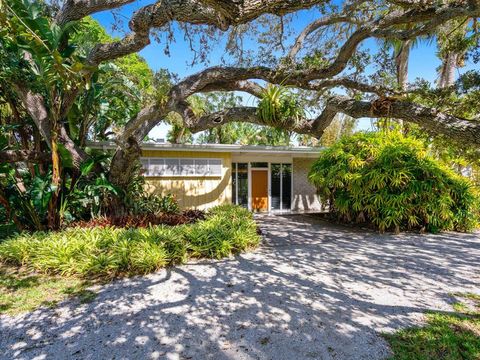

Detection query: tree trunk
(395, 40), (411, 91)
(437, 52), (458, 88)
(395, 40), (411, 132)
(47, 125), (61, 230)
(108, 137), (142, 214)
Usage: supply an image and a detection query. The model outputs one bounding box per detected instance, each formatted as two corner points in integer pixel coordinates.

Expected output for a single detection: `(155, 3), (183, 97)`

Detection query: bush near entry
(309, 132), (479, 233)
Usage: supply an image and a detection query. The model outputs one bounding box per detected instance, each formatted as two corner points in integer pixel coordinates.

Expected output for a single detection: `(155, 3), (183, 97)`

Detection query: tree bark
(0, 150), (50, 163)
(108, 137), (142, 190)
(395, 40), (411, 90)
(437, 52), (458, 88)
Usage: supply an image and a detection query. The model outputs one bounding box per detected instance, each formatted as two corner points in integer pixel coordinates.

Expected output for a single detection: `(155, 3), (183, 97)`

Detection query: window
(232, 163), (248, 208)
(250, 162), (268, 168)
(271, 163), (292, 210)
(141, 158), (223, 177)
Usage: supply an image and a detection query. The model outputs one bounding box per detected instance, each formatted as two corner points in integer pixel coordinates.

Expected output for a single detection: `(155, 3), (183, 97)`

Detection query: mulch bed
(71, 209), (206, 229)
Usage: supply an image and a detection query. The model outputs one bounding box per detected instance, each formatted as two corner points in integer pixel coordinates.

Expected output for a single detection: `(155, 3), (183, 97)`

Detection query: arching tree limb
(178, 96), (480, 147)
(0, 150), (51, 163)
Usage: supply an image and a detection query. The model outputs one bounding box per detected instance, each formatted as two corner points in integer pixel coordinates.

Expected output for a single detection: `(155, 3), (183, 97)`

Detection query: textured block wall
(292, 158), (322, 212)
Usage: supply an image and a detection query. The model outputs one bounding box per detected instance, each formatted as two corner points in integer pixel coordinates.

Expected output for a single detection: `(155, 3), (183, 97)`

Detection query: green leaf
(80, 158), (95, 176)
(57, 143), (74, 169)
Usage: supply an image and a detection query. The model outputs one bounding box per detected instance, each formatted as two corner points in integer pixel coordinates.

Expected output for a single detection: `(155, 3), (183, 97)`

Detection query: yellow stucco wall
(142, 150), (232, 209)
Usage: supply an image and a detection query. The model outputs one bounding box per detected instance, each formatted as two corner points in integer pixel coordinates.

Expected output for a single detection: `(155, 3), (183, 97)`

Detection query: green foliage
(0, 156), (118, 230)
(129, 193), (180, 215)
(122, 172), (180, 215)
(309, 132), (479, 233)
(2, 0), (87, 100)
(257, 84), (305, 128)
(0, 205), (260, 278)
(1, 167), (54, 230)
(186, 205), (260, 259)
(384, 293), (480, 360)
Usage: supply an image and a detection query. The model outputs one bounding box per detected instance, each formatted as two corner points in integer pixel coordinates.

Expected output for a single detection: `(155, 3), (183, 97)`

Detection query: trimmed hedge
(309, 132), (479, 233)
(0, 205), (260, 278)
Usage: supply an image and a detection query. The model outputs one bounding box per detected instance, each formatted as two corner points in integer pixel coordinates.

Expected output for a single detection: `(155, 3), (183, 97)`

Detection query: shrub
(123, 172), (180, 215)
(131, 193), (180, 215)
(186, 204), (260, 258)
(309, 132), (480, 233)
(0, 205), (260, 278)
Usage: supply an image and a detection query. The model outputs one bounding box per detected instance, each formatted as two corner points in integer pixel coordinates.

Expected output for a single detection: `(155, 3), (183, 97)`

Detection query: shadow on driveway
(1, 214), (479, 360)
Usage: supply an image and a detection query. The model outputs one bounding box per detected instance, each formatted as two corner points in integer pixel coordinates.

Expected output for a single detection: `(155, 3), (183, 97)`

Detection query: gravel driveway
(1, 214), (479, 360)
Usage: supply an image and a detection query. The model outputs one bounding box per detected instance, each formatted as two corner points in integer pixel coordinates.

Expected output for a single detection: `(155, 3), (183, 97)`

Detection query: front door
(251, 170), (268, 211)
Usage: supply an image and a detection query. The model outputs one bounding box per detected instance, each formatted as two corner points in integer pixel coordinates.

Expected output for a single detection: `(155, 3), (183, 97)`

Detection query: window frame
(141, 157), (223, 177)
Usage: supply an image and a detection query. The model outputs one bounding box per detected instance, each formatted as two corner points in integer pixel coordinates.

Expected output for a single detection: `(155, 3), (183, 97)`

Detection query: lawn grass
(0, 265), (96, 316)
(384, 293), (480, 360)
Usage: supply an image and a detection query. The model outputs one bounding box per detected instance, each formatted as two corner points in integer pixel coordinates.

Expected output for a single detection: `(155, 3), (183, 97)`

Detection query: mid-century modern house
(94, 142), (323, 213)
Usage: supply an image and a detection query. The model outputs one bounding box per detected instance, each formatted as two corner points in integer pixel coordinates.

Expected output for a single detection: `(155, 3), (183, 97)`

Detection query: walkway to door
(1, 215), (479, 359)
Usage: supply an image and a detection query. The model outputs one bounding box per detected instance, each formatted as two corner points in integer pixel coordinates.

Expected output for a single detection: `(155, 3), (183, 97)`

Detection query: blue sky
(92, 3), (475, 140)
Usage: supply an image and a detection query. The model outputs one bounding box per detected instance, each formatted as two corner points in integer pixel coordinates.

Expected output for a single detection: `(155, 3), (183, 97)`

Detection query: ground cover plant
(384, 293), (480, 360)
(309, 131), (480, 233)
(0, 205), (260, 279)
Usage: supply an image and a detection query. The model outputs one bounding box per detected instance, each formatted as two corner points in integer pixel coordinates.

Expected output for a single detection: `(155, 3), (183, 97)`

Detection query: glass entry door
(271, 163), (292, 211)
(232, 163), (248, 208)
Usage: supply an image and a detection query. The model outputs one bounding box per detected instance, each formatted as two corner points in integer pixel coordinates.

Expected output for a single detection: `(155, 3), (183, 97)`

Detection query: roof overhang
(87, 141), (323, 158)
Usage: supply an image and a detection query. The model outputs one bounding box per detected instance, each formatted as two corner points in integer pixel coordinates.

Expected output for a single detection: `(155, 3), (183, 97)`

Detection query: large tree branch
(187, 106), (331, 137)
(179, 95), (480, 147)
(183, 103), (335, 138)
(56, 0), (135, 25)
(87, 0), (327, 65)
(329, 96), (480, 146)
(13, 84), (52, 143)
(289, 0), (479, 66)
(13, 84), (89, 169)
(123, 70), (393, 144)
(289, 14), (362, 58)
(0, 150), (51, 163)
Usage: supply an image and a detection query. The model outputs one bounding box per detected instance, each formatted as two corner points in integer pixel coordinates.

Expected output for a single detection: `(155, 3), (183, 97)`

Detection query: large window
(141, 158), (222, 177)
(232, 163), (248, 208)
(271, 163), (292, 210)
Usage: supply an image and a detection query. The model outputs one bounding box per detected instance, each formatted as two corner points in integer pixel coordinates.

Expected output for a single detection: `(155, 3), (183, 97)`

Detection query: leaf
(30, 176), (56, 212)
(57, 143), (74, 169)
(80, 158), (95, 176)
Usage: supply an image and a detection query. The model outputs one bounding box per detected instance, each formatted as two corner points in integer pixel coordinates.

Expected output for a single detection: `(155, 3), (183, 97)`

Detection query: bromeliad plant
(257, 84), (305, 128)
(309, 131), (480, 233)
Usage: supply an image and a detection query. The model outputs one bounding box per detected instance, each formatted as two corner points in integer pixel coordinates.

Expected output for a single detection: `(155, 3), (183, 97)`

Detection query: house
(94, 142), (323, 213)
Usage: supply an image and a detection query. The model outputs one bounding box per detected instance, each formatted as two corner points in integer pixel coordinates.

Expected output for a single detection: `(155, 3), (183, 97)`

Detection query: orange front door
(251, 170), (268, 211)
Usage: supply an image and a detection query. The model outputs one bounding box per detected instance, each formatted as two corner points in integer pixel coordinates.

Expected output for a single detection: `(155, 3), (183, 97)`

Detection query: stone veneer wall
(292, 158), (322, 212)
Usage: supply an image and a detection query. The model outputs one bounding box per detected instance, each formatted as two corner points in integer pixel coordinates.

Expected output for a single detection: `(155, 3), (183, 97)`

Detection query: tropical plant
(129, 193), (180, 215)
(0, 205), (260, 277)
(257, 84), (305, 128)
(309, 131), (479, 233)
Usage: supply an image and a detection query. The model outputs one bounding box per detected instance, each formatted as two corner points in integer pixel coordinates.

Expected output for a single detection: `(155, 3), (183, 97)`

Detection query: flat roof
(88, 141), (323, 156)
